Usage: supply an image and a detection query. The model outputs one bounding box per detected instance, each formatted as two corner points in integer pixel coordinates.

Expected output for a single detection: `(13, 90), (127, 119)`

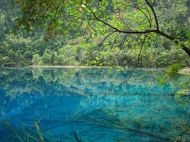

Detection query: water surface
(0, 68), (190, 142)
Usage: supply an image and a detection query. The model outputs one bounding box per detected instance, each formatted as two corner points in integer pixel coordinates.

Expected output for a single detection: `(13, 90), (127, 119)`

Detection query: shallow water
(0, 68), (190, 142)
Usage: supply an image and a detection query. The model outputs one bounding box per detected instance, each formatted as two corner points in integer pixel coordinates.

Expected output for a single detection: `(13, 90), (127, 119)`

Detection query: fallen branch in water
(34, 121), (45, 142)
(72, 115), (171, 142)
(1, 120), (24, 142)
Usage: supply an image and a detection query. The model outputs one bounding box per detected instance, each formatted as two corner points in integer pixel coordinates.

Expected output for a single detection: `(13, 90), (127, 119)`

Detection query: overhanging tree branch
(85, 4), (156, 34)
(84, 2), (190, 57)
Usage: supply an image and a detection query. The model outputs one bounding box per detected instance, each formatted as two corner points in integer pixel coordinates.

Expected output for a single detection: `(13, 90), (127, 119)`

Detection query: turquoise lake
(0, 68), (190, 142)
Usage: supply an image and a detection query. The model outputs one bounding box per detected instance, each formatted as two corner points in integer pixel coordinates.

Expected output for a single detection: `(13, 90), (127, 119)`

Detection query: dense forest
(0, 0), (190, 67)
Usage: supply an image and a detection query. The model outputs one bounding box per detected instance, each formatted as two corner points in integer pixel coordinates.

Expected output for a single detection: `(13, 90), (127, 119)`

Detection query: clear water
(0, 68), (190, 142)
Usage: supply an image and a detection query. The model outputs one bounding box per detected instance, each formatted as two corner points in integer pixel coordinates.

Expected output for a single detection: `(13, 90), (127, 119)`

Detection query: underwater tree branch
(34, 121), (45, 142)
(2, 121), (24, 142)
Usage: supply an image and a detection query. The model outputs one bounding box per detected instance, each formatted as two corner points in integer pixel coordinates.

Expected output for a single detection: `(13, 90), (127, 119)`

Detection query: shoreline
(29, 65), (112, 69)
(1, 65), (189, 74)
(1, 65), (166, 71)
(179, 68), (190, 75)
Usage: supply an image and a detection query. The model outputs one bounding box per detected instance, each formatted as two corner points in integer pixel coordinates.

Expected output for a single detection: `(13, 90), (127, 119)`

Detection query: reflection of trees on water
(0, 68), (190, 142)
(1, 68), (189, 99)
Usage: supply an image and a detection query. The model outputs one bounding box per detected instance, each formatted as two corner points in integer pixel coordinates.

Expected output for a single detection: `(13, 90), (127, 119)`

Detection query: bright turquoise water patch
(0, 68), (190, 142)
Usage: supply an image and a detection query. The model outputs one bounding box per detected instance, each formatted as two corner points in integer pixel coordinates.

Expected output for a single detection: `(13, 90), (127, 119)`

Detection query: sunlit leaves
(15, 0), (155, 38)
(6, 0), (189, 64)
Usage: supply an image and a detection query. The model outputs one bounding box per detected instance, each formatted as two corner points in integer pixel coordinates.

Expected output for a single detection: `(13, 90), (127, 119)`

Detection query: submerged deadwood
(71, 131), (82, 142)
(1, 121), (24, 142)
(34, 121), (45, 142)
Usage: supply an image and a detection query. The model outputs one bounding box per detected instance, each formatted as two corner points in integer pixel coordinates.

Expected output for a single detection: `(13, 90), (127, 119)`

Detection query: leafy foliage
(0, 0), (190, 67)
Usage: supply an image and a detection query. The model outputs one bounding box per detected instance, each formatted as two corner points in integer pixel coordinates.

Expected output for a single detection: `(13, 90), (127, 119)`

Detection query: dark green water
(0, 68), (190, 142)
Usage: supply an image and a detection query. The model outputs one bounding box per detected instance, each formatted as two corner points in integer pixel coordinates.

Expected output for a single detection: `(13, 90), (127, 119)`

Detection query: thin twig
(144, 0), (159, 30)
(134, 6), (152, 28)
(98, 31), (117, 49)
(124, 33), (149, 83)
